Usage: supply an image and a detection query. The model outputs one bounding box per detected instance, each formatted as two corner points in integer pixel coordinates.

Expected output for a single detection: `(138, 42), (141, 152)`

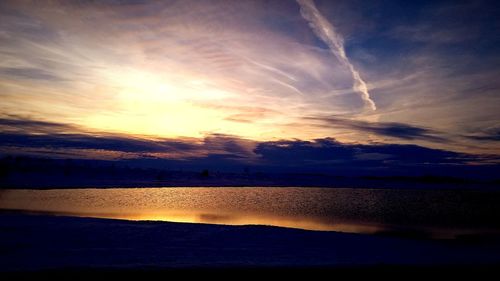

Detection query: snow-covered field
(1, 213), (500, 272)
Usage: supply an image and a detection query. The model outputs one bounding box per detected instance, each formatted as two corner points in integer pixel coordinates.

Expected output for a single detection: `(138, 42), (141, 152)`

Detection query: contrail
(297, 0), (376, 110)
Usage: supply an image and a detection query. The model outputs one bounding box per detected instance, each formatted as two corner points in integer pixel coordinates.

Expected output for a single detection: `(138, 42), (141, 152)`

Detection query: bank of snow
(1, 214), (500, 271)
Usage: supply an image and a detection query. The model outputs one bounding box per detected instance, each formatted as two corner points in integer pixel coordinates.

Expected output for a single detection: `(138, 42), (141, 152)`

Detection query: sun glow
(79, 68), (285, 139)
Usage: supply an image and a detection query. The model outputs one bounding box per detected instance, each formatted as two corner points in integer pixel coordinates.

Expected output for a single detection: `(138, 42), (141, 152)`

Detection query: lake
(1, 187), (500, 238)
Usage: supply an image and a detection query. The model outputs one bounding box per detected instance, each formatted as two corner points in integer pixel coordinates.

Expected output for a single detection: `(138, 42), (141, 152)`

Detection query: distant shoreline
(1, 184), (499, 191)
(2, 177), (499, 190)
(2, 156), (499, 190)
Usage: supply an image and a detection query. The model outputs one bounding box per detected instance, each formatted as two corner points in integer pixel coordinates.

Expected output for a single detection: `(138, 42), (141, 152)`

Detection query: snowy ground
(1, 213), (500, 273)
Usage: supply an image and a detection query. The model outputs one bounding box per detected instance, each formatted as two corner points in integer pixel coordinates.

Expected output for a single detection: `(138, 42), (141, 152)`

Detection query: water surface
(1, 187), (499, 238)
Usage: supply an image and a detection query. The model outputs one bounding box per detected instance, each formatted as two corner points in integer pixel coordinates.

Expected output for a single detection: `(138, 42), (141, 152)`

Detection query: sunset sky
(1, 0), (499, 172)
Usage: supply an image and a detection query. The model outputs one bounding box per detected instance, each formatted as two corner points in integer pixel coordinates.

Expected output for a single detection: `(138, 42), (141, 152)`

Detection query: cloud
(254, 137), (472, 167)
(0, 116), (76, 133)
(0, 131), (261, 161)
(465, 127), (500, 142)
(296, 0), (376, 110)
(0, 116), (257, 159)
(305, 116), (446, 142)
(0, 67), (65, 82)
(0, 133), (166, 153)
(1, 117), (497, 178)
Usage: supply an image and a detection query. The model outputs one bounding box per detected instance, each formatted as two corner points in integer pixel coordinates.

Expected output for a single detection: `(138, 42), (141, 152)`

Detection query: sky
(0, 0), (499, 175)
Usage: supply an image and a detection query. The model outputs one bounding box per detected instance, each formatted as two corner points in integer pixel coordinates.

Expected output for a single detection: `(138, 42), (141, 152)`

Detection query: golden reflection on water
(124, 212), (383, 233)
(0, 187), (385, 233)
(0, 187), (388, 233)
(1, 187), (498, 238)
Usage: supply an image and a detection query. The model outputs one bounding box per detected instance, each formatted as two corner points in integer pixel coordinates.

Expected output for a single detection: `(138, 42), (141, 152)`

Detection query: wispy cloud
(0, 115), (76, 133)
(305, 116), (446, 142)
(0, 67), (65, 81)
(464, 126), (500, 142)
(297, 0), (376, 110)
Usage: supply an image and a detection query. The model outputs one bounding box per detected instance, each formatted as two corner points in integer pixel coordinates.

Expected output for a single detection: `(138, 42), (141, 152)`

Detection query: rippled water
(1, 187), (499, 238)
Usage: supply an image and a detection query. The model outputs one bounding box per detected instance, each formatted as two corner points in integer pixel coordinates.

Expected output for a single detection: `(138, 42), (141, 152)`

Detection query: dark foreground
(1, 214), (500, 276)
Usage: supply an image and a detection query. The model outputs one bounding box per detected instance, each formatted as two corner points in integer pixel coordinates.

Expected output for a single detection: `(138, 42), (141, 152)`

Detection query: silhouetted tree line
(0, 156), (497, 189)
